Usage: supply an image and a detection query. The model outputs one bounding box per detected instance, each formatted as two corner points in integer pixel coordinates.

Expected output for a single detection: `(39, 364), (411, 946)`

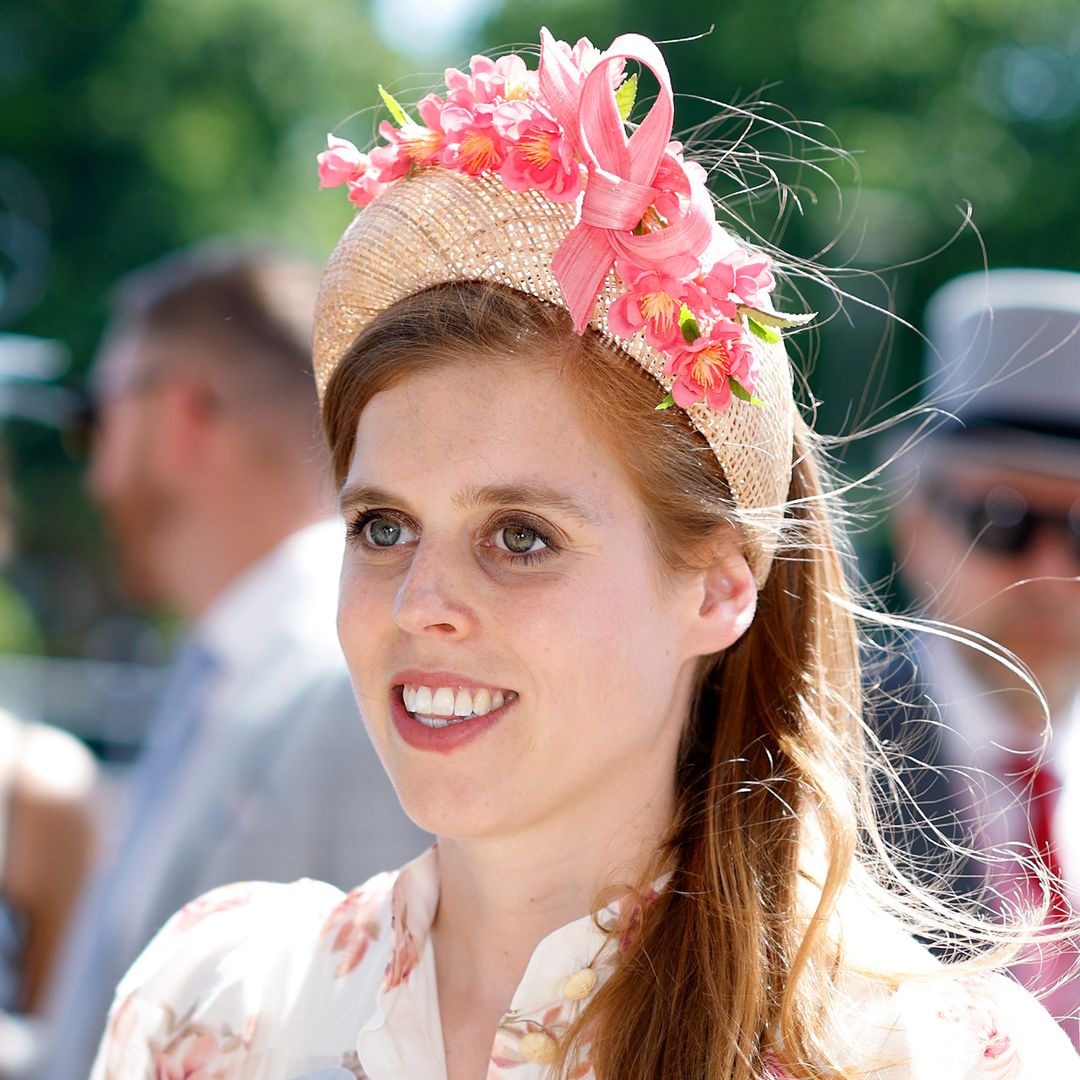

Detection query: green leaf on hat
(378, 84), (415, 127)
(737, 304), (815, 329)
(728, 377), (765, 406)
(616, 74), (638, 122)
(655, 392), (676, 411)
(746, 316), (781, 345)
(678, 304), (702, 343)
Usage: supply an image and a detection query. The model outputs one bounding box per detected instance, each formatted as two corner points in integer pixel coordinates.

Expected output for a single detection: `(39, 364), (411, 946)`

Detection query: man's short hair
(109, 241), (322, 414)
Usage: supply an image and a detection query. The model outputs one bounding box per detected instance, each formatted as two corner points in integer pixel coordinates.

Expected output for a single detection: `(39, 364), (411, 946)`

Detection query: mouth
(400, 683), (519, 729)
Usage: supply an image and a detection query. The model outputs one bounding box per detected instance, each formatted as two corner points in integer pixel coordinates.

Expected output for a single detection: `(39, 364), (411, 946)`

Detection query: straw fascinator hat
(313, 30), (811, 585)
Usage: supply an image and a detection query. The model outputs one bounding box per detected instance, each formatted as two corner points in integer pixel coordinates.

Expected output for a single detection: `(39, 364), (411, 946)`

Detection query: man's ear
(686, 535), (757, 658)
(153, 376), (218, 482)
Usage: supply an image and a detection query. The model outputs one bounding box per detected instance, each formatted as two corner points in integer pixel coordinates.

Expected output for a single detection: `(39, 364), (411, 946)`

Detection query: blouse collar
(384, 845), (630, 1002)
(356, 845), (649, 1079)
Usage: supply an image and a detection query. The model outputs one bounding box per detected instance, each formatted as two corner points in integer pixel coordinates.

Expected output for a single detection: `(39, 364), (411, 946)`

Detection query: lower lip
(389, 688), (513, 753)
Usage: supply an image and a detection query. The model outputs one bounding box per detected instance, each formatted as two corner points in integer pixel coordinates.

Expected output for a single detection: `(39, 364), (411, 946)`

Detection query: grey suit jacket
(867, 643), (989, 905)
(32, 523), (428, 1080)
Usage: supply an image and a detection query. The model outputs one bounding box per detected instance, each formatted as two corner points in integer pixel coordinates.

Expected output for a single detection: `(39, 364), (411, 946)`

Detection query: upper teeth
(402, 684), (512, 720)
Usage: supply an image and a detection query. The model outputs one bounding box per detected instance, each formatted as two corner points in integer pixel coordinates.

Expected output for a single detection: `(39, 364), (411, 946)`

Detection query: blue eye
(367, 518), (403, 546)
(351, 513), (417, 549)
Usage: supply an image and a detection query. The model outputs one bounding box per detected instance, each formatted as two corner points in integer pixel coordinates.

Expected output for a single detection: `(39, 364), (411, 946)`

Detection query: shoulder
(829, 967), (1080, 1077)
(822, 897), (1080, 1076)
(91, 872), (397, 1079)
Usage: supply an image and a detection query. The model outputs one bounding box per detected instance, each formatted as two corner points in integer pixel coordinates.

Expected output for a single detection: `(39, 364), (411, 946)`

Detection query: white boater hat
(924, 268), (1080, 474)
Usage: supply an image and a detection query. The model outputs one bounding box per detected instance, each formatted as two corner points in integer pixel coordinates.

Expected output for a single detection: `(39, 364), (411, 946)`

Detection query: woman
(91, 29), (1079, 1080)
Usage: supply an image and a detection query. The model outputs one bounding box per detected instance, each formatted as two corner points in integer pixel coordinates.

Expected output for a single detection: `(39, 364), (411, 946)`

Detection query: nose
(392, 540), (479, 639)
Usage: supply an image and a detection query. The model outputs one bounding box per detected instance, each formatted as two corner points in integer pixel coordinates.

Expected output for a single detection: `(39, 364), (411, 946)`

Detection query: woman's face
(337, 357), (712, 842)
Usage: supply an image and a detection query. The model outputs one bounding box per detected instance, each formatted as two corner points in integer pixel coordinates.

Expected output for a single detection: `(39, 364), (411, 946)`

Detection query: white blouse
(90, 846), (1080, 1079)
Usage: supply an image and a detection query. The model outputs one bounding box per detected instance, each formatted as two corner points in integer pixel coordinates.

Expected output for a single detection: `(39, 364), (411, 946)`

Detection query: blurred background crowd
(1, 0), (1079, 1075)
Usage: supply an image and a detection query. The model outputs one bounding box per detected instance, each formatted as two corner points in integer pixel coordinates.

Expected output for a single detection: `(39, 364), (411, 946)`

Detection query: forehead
(347, 357), (637, 508)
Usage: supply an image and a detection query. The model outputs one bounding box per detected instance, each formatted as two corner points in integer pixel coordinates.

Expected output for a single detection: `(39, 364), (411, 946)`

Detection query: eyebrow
(339, 481), (600, 526)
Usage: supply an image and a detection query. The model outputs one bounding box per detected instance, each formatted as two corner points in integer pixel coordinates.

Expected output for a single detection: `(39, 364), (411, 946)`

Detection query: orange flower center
(457, 132), (500, 174)
(690, 342), (733, 389)
(403, 126), (441, 164)
(519, 129), (554, 168)
(640, 290), (678, 331)
(636, 206), (668, 234)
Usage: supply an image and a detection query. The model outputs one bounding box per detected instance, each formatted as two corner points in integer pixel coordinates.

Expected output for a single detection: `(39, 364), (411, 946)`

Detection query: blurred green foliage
(3, 0), (1080, 652)
(2, 0), (411, 655)
(486, 0), (1080, 439)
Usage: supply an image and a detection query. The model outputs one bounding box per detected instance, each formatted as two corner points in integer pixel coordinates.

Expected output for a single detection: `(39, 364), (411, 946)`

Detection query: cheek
(90, 413), (137, 499)
(336, 559), (389, 677)
(526, 558), (681, 717)
(943, 554), (1019, 614)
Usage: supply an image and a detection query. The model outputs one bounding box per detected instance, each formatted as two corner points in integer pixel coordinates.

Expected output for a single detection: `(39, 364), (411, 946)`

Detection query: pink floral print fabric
(89, 848), (1079, 1079)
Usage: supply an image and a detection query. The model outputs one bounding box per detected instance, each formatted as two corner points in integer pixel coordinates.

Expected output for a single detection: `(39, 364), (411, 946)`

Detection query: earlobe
(693, 549), (757, 656)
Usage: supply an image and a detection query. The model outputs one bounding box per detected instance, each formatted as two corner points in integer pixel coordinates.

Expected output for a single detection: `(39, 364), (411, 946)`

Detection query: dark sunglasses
(925, 482), (1080, 562)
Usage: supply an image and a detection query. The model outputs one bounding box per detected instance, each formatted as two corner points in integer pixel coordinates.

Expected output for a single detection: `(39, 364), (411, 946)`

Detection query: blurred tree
(5, 0), (1080, 651)
(1, 0), (414, 655)
(483, 0), (1080, 445)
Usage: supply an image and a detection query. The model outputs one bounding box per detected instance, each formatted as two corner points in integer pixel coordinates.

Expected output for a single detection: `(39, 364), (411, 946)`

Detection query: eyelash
(345, 509), (560, 567)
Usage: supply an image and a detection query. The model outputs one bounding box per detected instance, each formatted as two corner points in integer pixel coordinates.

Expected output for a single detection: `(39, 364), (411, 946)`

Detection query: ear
(153, 377), (219, 483)
(684, 535), (758, 658)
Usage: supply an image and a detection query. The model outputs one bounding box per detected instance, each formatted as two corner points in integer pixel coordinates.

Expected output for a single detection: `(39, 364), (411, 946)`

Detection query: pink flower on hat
(730, 250), (775, 306)
(366, 94), (450, 187)
(317, 134), (389, 208)
(317, 134), (369, 188)
(496, 104), (581, 202)
(665, 319), (756, 412)
(548, 34), (627, 90)
(446, 53), (538, 108)
(650, 144), (695, 213)
(317, 29), (802, 421)
(441, 104), (509, 175)
(608, 259), (695, 351)
(346, 172), (389, 209)
(698, 250), (777, 320)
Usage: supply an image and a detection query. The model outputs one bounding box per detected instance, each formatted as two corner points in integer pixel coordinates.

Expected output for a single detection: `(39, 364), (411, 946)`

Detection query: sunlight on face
(336, 358), (705, 842)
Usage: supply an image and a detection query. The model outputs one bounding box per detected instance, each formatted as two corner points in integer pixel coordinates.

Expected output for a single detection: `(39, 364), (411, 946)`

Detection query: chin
(391, 766), (524, 840)
(119, 558), (165, 608)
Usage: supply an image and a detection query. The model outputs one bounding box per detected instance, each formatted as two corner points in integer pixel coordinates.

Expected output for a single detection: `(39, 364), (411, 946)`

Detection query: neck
(432, 770), (674, 1006)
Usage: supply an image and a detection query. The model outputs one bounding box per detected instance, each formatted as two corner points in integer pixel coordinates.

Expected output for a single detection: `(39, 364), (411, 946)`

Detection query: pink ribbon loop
(579, 169), (656, 231)
(539, 30), (713, 333)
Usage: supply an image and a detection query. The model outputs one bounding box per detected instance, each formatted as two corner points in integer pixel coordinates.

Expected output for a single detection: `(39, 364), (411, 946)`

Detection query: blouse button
(519, 1031), (559, 1064)
(562, 967), (598, 1001)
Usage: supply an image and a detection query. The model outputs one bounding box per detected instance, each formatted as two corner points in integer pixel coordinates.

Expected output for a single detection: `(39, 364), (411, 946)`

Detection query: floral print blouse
(91, 846), (1079, 1079)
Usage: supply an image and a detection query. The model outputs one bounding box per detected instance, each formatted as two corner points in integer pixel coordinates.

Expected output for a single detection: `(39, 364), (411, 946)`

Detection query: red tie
(1017, 755), (1068, 918)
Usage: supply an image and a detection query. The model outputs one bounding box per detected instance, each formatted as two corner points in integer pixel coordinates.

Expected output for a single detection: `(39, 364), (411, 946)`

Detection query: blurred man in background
(16, 243), (426, 1079)
(887, 268), (1080, 1045)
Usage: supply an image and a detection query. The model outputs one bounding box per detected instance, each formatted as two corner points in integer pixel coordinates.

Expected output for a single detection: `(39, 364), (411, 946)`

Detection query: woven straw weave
(313, 168), (794, 583)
